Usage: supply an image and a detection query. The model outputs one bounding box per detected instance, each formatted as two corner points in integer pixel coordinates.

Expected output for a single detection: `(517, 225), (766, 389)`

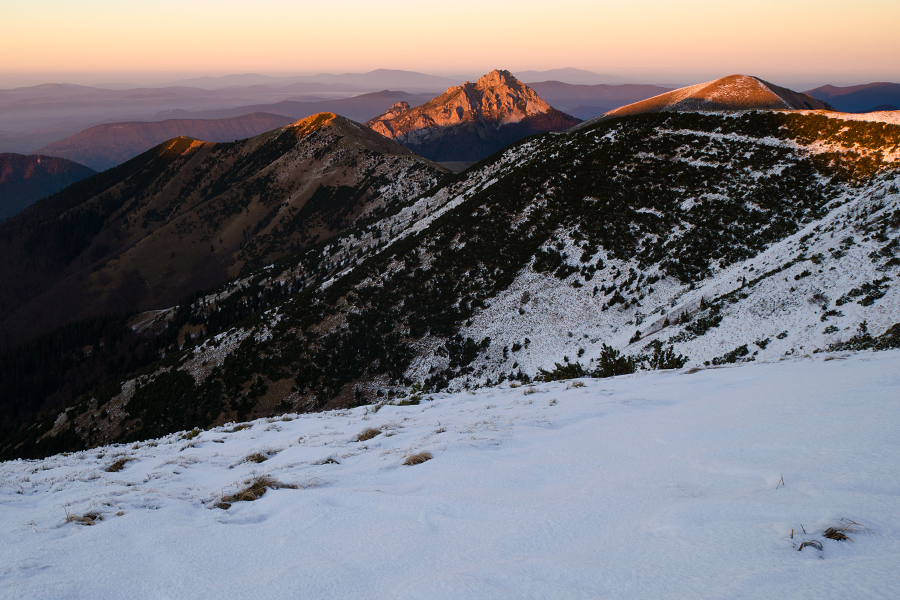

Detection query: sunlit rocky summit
(367, 69), (580, 163)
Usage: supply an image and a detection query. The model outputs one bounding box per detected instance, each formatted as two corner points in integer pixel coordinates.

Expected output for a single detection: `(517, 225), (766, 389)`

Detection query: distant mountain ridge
(36, 113), (296, 171)
(152, 91), (436, 125)
(0, 154), (95, 220)
(573, 75), (831, 130)
(804, 82), (900, 113)
(366, 70), (581, 162)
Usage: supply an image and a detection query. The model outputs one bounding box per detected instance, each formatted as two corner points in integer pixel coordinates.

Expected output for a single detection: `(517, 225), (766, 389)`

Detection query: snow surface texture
(3, 351), (899, 599)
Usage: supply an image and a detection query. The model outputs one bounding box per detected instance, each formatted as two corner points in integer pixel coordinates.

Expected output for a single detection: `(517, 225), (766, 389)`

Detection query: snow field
(2, 351), (900, 599)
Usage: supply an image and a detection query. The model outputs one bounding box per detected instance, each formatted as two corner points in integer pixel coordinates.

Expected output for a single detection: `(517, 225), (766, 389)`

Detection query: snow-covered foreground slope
(3, 351), (899, 599)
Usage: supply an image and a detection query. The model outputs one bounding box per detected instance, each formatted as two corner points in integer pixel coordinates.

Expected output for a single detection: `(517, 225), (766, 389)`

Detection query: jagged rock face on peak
(377, 101), (411, 121)
(0, 112), (447, 348)
(366, 70), (581, 163)
(573, 75), (833, 130)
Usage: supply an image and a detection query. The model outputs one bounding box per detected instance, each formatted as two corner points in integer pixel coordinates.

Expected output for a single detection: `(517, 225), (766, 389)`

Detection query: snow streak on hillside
(2, 352), (899, 599)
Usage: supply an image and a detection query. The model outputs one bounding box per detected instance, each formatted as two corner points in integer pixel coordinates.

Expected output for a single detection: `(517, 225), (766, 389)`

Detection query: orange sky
(3, 0), (899, 86)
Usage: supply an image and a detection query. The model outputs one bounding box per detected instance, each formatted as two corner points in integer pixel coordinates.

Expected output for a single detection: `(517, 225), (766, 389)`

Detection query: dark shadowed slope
(0, 113), (447, 349)
(0, 154), (96, 220)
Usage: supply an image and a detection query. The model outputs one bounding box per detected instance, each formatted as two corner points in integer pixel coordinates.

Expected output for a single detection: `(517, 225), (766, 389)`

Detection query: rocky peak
(366, 70), (555, 139)
(381, 101), (411, 121)
(474, 69), (518, 89)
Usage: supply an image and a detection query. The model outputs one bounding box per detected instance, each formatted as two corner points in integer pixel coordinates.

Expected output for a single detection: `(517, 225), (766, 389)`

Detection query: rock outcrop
(366, 70), (580, 163)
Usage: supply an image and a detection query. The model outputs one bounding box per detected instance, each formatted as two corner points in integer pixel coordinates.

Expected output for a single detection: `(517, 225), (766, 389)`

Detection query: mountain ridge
(0, 113), (447, 350)
(36, 113), (296, 171)
(804, 82), (900, 113)
(573, 75), (832, 130)
(5, 109), (900, 459)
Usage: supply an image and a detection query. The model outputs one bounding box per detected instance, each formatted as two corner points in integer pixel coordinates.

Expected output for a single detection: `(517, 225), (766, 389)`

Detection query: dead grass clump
(403, 451), (433, 466)
(357, 427), (381, 442)
(686, 367), (703, 374)
(105, 458), (133, 473)
(215, 475), (296, 509)
(823, 527), (851, 541)
(798, 540), (823, 552)
(245, 452), (269, 464)
(566, 381), (585, 389)
(824, 519), (866, 541)
(523, 386), (538, 395)
(226, 424), (251, 433)
(66, 511), (102, 526)
(180, 428), (201, 440)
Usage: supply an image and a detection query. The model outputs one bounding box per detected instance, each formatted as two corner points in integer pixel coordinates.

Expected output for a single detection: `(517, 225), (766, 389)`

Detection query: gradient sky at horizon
(3, 0), (899, 87)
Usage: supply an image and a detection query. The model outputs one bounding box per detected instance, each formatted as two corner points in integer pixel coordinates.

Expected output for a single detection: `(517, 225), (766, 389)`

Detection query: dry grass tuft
(566, 381), (585, 389)
(215, 475), (296, 509)
(226, 424), (251, 433)
(523, 386), (538, 395)
(824, 519), (866, 541)
(357, 427), (381, 442)
(823, 527), (851, 541)
(798, 540), (823, 552)
(180, 428), (201, 440)
(245, 452), (269, 464)
(686, 367), (703, 374)
(66, 511), (102, 526)
(403, 451), (433, 466)
(105, 458), (133, 473)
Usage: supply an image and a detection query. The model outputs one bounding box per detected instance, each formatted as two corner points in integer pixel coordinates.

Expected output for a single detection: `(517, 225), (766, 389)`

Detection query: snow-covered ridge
(440, 173), (899, 390)
(3, 352), (899, 598)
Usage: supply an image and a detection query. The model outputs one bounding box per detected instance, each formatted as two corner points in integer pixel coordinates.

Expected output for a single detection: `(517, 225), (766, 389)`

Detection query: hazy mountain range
(25, 77), (660, 175)
(35, 113), (296, 171)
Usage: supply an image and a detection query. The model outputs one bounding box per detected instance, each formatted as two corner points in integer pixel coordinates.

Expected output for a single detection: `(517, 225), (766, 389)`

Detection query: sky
(2, 0), (899, 88)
